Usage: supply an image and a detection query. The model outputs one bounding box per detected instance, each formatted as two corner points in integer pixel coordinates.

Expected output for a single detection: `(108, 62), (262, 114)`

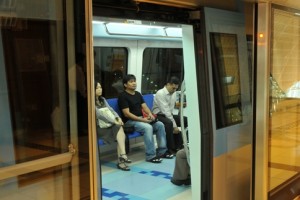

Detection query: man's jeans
(125, 119), (167, 160)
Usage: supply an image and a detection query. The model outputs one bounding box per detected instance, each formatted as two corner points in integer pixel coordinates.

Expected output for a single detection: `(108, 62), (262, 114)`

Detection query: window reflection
(0, 1), (91, 198)
(210, 33), (243, 128)
(1, 19), (70, 165)
(142, 48), (183, 94)
(94, 47), (128, 98)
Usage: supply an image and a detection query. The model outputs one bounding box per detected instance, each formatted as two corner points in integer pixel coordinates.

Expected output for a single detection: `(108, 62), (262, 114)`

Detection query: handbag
(98, 120), (113, 128)
(97, 107), (115, 128)
(142, 109), (158, 124)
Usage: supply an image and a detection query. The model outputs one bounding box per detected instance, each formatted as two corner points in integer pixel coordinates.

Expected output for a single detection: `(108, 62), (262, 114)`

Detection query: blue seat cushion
(127, 131), (142, 139)
(98, 139), (105, 146)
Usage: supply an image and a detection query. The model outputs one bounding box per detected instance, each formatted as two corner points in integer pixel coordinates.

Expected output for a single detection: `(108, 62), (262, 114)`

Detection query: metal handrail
(0, 144), (75, 181)
(180, 80), (190, 165)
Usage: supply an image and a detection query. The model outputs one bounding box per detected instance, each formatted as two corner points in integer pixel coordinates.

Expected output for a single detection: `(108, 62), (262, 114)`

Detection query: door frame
(255, 3), (270, 200)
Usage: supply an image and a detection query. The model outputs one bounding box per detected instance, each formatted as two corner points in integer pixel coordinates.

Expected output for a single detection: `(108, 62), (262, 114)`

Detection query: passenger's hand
(115, 118), (124, 125)
(173, 127), (180, 134)
(147, 113), (155, 120)
(143, 117), (152, 123)
(118, 118), (124, 125)
(175, 102), (187, 108)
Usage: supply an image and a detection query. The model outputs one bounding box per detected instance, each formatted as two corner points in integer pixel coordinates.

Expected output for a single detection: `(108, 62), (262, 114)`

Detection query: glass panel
(141, 48), (183, 94)
(0, 0), (90, 199)
(269, 6), (300, 199)
(94, 47), (128, 98)
(0, 2), (68, 166)
(210, 33), (243, 129)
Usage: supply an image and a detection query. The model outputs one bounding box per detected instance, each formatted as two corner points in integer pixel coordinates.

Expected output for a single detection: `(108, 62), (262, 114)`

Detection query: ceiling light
(105, 22), (166, 37)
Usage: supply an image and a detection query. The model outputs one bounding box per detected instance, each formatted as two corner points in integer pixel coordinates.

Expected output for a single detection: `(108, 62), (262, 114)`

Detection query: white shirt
(152, 86), (177, 128)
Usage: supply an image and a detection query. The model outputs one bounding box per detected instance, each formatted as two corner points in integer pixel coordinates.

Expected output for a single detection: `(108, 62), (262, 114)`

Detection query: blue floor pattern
(101, 158), (190, 200)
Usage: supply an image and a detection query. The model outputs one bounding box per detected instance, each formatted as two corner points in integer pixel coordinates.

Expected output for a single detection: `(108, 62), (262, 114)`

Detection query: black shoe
(120, 154), (132, 163)
(160, 152), (174, 159)
(184, 178), (191, 185)
(124, 158), (132, 163)
(176, 145), (184, 150)
(171, 178), (191, 186)
(146, 156), (162, 163)
(171, 149), (179, 154)
(117, 157), (130, 171)
(116, 162), (130, 171)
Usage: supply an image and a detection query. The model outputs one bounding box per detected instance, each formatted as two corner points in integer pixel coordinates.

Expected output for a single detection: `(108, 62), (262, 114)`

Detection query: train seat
(98, 94), (154, 147)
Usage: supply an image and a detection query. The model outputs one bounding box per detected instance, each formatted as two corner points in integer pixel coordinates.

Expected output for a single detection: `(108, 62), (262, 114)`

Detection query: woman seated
(95, 81), (131, 171)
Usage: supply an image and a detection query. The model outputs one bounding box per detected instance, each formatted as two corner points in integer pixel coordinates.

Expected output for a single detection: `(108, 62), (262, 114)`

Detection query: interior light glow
(259, 33), (264, 38)
(223, 76), (235, 85)
(105, 22), (166, 37)
(295, 13), (300, 16)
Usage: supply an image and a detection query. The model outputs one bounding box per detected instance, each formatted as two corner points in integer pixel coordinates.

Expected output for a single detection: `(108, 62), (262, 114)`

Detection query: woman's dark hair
(95, 81), (104, 107)
(123, 74), (136, 85)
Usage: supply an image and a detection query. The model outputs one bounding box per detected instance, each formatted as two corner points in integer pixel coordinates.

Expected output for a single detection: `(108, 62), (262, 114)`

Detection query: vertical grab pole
(180, 80), (190, 165)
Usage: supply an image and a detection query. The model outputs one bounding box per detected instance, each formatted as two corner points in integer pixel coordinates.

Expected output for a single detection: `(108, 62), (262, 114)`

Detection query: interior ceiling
(134, 0), (300, 10)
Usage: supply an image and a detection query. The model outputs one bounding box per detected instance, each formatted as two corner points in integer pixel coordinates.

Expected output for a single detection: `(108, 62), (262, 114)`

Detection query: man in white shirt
(152, 76), (186, 154)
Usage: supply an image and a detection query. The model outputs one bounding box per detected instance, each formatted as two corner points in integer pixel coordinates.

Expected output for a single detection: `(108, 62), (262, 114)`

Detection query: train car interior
(93, 16), (200, 199)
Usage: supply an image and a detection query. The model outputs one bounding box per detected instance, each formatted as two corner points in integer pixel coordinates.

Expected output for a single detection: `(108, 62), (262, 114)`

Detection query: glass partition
(0, 0), (92, 199)
(269, 5), (300, 199)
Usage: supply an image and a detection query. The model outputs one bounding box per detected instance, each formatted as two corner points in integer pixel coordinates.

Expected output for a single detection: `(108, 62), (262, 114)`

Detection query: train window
(141, 48), (183, 94)
(210, 33), (243, 128)
(94, 47), (128, 98)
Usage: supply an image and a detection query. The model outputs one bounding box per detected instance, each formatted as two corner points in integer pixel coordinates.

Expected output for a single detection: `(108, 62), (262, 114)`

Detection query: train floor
(99, 146), (191, 200)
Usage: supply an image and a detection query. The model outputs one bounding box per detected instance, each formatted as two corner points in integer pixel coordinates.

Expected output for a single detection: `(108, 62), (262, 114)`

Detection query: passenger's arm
(122, 108), (151, 123)
(155, 93), (177, 127)
(141, 103), (155, 120)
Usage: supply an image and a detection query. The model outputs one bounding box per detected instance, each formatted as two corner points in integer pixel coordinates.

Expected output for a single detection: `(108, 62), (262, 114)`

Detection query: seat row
(98, 94), (154, 152)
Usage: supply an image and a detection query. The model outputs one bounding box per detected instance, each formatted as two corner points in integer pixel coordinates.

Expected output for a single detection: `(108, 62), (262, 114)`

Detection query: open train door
(199, 7), (254, 200)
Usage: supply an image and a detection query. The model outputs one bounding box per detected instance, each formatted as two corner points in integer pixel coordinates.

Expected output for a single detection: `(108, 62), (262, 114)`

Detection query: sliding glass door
(0, 0), (95, 199)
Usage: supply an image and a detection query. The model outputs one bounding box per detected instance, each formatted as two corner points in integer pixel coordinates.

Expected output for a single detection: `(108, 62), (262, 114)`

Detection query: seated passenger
(118, 74), (173, 163)
(152, 76), (187, 154)
(95, 81), (131, 171)
(171, 148), (191, 186)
